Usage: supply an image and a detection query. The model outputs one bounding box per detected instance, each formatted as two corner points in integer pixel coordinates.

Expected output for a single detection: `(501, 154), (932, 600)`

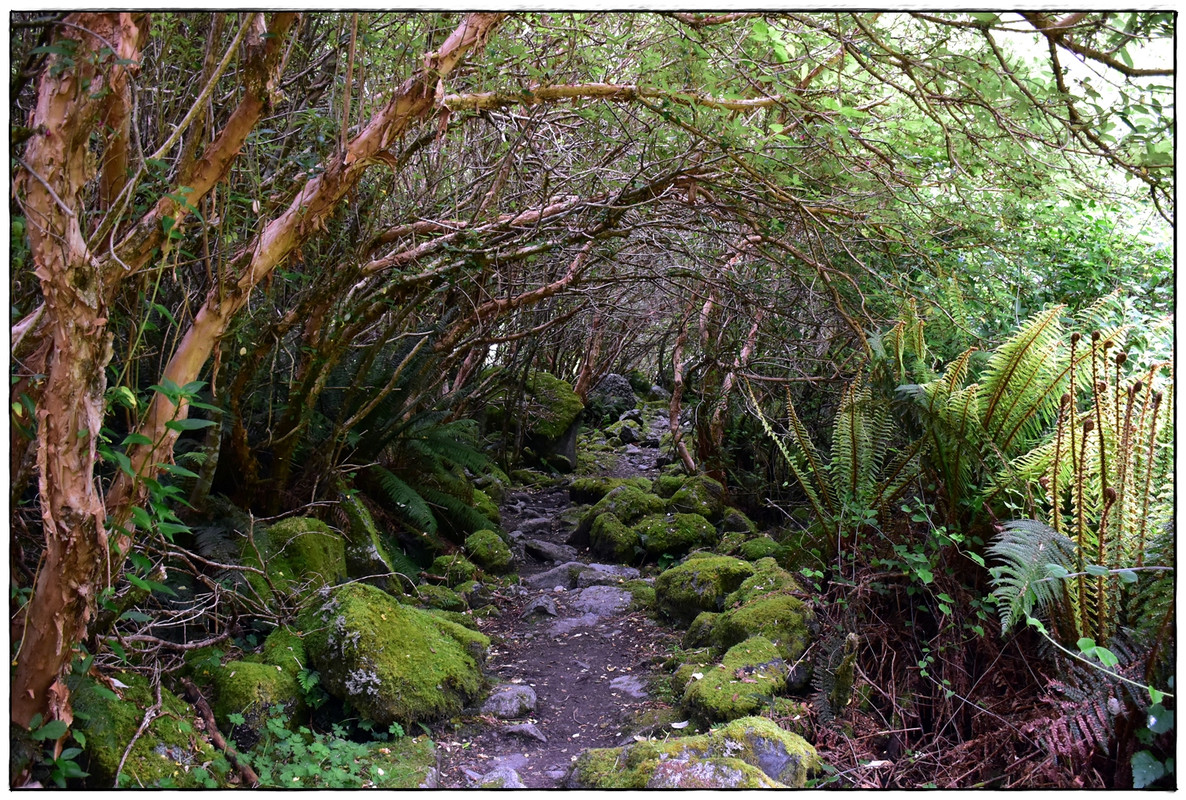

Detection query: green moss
(509, 469), (563, 488)
(262, 627), (306, 675)
(713, 595), (812, 663)
(428, 554), (479, 586)
(653, 474), (688, 498)
(413, 583), (468, 612)
(717, 529), (750, 556)
(682, 636), (786, 722)
(738, 536), (787, 562)
(720, 507), (758, 535)
(569, 476), (654, 504)
(724, 558), (802, 607)
(623, 579), (656, 611)
(682, 611), (721, 649)
(423, 608), (480, 631)
(299, 583), (488, 725)
(472, 489), (501, 528)
(213, 661), (305, 748)
(524, 371), (585, 441)
(465, 529), (512, 573)
(574, 485), (666, 545)
(654, 556), (755, 623)
(632, 513), (717, 559)
(589, 513), (641, 563)
(605, 419), (642, 438)
(72, 673), (231, 788)
(568, 715), (818, 788)
(668, 475), (726, 521)
(244, 517), (346, 602)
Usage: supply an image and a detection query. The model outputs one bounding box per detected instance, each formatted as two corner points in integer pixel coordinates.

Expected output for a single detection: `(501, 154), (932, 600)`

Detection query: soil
(430, 409), (685, 788)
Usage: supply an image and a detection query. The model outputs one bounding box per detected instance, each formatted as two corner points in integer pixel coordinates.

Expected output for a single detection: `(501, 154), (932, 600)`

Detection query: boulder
(71, 672), (231, 788)
(428, 554), (480, 587)
(414, 583), (468, 612)
(574, 563), (641, 587)
(668, 475), (727, 522)
(568, 476), (653, 504)
(588, 373), (638, 423)
(243, 516), (346, 602)
(523, 538), (579, 563)
(571, 485), (666, 546)
(589, 513), (640, 563)
(570, 585), (633, 617)
(482, 684), (537, 719)
(682, 636), (788, 723)
(631, 513), (717, 560)
(654, 555), (755, 624)
(465, 530), (513, 573)
(486, 371), (585, 472)
(653, 474), (688, 499)
(738, 536), (787, 562)
(300, 583), (488, 725)
(567, 716), (818, 788)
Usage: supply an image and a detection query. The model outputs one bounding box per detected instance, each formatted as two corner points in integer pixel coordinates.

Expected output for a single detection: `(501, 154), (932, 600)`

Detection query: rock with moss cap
(300, 583), (488, 725)
(471, 489), (501, 528)
(667, 475), (727, 521)
(571, 485), (666, 546)
(243, 516), (346, 602)
(213, 659), (305, 750)
(654, 556), (755, 624)
(339, 491), (406, 596)
(653, 474), (688, 499)
(428, 554), (480, 587)
(738, 535), (788, 562)
(682, 636), (789, 722)
(720, 507), (759, 535)
(71, 672), (232, 788)
(589, 513), (641, 563)
(465, 530), (513, 573)
(413, 583), (468, 612)
(682, 611), (722, 649)
(566, 715), (818, 788)
(631, 513), (717, 560)
(569, 476), (654, 504)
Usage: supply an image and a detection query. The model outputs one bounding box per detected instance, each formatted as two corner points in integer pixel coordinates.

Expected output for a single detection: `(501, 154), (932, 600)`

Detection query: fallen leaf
(671, 721), (690, 729)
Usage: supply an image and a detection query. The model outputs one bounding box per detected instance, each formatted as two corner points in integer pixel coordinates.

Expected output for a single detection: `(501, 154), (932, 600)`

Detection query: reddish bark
(12, 12), (146, 728)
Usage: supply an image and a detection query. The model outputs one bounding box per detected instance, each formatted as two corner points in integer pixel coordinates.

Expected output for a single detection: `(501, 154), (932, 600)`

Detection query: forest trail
(430, 410), (682, 788)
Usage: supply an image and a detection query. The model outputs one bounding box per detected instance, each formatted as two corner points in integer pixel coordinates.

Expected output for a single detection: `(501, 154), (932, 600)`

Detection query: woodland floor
(430, 413), (685, 788)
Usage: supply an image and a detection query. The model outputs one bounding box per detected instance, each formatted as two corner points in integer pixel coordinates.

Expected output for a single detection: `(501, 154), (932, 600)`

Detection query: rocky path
(431, 411), (682, 788)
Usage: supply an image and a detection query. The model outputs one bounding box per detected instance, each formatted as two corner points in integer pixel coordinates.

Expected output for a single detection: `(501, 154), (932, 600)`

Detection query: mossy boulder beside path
(654, 555), (756, 624)
(299, 583), (488, 726)
(566, 716), (819, 788)
(243, 516), (346, 602)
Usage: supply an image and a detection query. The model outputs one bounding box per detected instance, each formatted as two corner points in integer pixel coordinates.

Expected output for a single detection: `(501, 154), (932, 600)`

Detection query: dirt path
(431, 411), (681, 788)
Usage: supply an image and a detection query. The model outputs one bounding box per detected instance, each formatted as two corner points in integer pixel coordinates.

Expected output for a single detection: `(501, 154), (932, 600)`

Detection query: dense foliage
(10, 11), (1172, 788)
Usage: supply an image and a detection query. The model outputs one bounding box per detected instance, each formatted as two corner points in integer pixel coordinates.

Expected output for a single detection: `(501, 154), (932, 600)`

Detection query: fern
(988, 519), (1077, 635)
(370, 466), (438, 535)
(418, 485), (493, 536)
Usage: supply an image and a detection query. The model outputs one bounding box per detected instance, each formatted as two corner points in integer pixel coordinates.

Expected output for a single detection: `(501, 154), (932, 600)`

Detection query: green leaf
(1045, 563), (1069, 578)
(1085, 564), (1109, 577)
(1148, 704), (1174, 734)
(1093, 646), (1120, 668)
(121, 432), (154, 447)
(165, 417), (217, 432)
(130, 506), (153, 532)
(1117, 569), (1139, 584)
(228, 712), (246, 725)
(1077, 636), (1097, 653)
(1132, 750), (1166, 788)
(33, 720), (68, 740)
(127, 574), (152, 593)
(159, 463), (200, 479)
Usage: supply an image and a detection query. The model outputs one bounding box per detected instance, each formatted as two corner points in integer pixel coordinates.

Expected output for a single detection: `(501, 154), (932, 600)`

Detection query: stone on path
(523, 538), (578, 563)
(574, 563), (640, 588)
(609, 675), (648, 699)
(482, 684), (537, 719)
(571, 585), (632, 616)
(503, 722), (548, 743)
(521, 595), (559, 617)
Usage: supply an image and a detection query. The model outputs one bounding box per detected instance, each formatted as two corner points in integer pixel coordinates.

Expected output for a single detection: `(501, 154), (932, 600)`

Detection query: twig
(179, 677), (261, 787)
(114, 666), (163, 786)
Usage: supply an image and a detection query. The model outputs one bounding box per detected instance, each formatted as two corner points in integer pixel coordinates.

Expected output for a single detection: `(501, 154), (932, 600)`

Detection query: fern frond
(988, 519), (1076, 634)
(980, 306), (1066, 457)
(369, 466), (438, 535)
(418, 485), (493, 538)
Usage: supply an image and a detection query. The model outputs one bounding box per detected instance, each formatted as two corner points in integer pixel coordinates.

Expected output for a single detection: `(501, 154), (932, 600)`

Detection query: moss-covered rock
(668, 475), (727, 521)
(524, 371), (585, 441)
(738, 536), (787, 562)
(464, 530), (513, 573)
(574, 485), (666, 542)
(300, 583), (488, 726)
(654, 556), (755, 624)
(509, 468), (564, 488)
(569, 476), (654, 504)
(72, 672), (231, 788)
(632, 513), (717, 560)
(683, 611), (721, 649)
(428, 554), (480, 587)
(413, 583), (468, 612)
(243, 517), (346, 602)
(566, 715), (818, 788)
(682, 636), (788, 723)
(723, 557), (803, 607)
(589, 513), (641, 563)
(262, 627), (305, 675)
(720, 507), (759, 535)
(605, 418), (642, 443)
(653, 474), (688, 499)
(454, 579), (495, 609)
(714, 595), (812, 664)
(339, 496), (404, 596)
(213, 660), (305, 749)
(472, 489), (501, 528)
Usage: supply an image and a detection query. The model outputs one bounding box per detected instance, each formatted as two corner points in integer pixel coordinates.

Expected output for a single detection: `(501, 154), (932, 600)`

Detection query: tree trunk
(12, 12), (146, 728)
